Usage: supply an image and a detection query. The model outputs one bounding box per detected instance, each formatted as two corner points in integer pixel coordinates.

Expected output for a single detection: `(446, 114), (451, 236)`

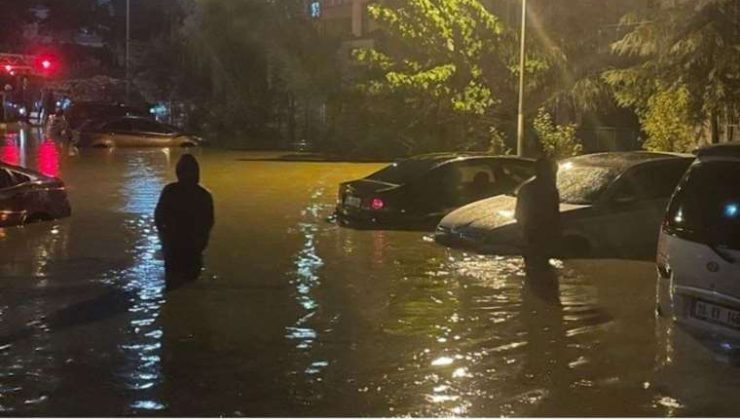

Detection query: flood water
(0, 129), (739, 416)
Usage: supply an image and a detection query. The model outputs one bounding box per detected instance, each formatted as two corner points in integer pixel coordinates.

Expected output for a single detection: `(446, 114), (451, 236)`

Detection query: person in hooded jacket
(515, 157), (561, 271)
(155, 154), (214, 289)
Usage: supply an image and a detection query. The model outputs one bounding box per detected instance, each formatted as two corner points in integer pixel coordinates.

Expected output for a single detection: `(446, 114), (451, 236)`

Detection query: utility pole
(516, 0), (527, 156)
(125, 0), (131, 102)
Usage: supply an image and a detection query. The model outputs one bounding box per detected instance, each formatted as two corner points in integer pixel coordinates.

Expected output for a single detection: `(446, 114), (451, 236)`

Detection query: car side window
(131, 119), (169, 134)
(0, 169), (14, 189)
(0, 169), (27, 189)
(630, 161), (691, 200)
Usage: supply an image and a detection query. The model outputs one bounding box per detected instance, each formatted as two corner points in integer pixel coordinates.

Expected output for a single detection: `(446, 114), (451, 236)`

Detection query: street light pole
(125, 0), (131, 102)
(516, 0), (527, 156)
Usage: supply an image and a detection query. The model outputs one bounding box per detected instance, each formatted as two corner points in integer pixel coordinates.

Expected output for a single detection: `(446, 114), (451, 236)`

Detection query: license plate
(344, 196), (361, 208)
(691, 299), (740, 330)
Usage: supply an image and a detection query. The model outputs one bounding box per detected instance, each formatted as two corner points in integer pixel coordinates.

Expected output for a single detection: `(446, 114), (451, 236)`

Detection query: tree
(351, 0), (529, 154)
(604, 0), (740, 147)
(532, 108), (583, 158)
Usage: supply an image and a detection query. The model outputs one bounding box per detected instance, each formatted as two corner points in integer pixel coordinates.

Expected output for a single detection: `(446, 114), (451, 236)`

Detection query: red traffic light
(34, 55), (58, 75)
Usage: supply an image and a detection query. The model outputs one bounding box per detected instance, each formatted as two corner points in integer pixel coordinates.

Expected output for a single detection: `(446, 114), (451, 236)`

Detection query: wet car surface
(0, 129), (740, 416)
(74, 116), (203, 148)
(436, 152), (693, 259)
(336, 154), (534, 230)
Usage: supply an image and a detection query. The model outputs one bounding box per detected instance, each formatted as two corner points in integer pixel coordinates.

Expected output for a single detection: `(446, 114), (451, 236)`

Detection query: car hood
(439, 195), (590, 231)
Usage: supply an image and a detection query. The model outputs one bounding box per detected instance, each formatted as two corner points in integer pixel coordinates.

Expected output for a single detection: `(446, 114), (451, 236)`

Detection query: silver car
(74, 116), (203, 148)
(435, 152), (693, 259)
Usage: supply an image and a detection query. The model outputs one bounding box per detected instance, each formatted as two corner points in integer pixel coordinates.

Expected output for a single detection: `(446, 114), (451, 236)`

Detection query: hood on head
(176, 154), (199, 184)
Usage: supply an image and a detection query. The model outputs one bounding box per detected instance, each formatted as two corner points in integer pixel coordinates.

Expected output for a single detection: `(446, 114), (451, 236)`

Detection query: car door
(129, 119), (173, 146)
(596, 160), (691, 257)
(102, 119), (134, 146)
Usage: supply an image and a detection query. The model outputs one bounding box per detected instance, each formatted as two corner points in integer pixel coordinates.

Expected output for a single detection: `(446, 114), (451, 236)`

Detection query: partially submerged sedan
(336, 153), (534, 230)
(74, 116), (204, 148)
(0, 163), (71, 227)
(435, 152), (693, 259)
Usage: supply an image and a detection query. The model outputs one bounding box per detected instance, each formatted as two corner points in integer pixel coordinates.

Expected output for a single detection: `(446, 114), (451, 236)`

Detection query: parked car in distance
(0, 162), (71, 227)
(74, 116), (204, 148)
(64, 101), (148, 132)
(435, 152), (694, 259)
(336, 153), (535, 230)
(656, 142), (740, 342)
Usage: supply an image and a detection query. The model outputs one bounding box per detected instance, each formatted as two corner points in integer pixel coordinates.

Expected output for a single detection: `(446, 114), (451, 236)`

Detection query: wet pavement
(0, 128), (739, 416)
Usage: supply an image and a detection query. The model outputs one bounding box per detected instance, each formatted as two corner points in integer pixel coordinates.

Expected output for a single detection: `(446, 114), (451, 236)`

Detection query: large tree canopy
(604, 0), (740, 146)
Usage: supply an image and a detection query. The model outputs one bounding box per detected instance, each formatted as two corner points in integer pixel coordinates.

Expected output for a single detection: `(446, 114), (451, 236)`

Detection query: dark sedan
(336, 153), (535, 230)
(74, 116), (204, 148)
(0, 163), (71, 227)
(435, 152), (693, 259)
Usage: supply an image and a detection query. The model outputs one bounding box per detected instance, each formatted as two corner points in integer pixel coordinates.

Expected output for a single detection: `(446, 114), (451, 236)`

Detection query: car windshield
(366, 158), (443, 185)
(666, 161), (740, 250)
(556, 163), (619, 205)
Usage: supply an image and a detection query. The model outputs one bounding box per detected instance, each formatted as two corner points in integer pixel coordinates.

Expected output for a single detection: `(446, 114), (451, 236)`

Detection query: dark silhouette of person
(467, 171), (491, 200)
(42, 88), (55, 123)
(155, 154), (214, 290)
(515, 157), (561, 272)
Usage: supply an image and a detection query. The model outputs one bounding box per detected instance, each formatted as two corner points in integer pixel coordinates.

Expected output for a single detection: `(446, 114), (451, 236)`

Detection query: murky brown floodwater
(1, 128), (739, 416)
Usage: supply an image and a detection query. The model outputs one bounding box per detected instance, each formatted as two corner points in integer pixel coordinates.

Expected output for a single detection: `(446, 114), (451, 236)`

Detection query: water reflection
(287, 186), (327, 384)
(109, 150), (169, 413)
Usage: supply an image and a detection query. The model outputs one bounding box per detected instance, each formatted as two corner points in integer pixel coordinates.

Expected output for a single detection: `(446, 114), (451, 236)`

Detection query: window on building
(310, 1), (321, 18)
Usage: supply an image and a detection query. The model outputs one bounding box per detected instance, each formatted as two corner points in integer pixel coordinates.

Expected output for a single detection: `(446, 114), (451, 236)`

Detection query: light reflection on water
(112, 152), (168, 413)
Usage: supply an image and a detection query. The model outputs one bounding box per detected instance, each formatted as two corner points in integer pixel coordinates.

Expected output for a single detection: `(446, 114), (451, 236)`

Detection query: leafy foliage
(532, 108), (583, 159)
(604, 0), (740, 147)
(350, 0), (524, 155)
(641, 85), (696, 153)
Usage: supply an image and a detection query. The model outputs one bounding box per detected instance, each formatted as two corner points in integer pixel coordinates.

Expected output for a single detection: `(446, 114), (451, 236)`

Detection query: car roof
(407, 152), (534, 165)
(697, 142), (740, 160)
(561, 151), (693, 172)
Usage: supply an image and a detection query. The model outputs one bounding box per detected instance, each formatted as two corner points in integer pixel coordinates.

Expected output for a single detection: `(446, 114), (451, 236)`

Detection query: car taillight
(370, 197), (384, 210)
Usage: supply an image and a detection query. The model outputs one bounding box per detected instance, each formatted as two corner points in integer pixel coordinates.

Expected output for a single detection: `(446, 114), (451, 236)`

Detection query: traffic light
(34, 55), (57, 75)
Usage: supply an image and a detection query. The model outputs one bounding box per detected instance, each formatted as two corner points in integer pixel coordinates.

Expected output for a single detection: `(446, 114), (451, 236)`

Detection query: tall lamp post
(516, 0), (527, 156)
(125, 0), (131, 102)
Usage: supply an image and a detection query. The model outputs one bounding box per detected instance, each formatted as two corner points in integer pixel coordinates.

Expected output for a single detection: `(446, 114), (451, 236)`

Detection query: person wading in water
(155, 154), (214, 290)
(515, 157), (561, 272)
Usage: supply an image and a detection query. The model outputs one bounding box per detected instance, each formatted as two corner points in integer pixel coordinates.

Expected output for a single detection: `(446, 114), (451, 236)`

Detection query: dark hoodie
(155, 154), (214, 258)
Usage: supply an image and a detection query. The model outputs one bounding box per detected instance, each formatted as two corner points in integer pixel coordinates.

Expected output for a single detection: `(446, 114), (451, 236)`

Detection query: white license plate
(344, 196), (361, 208)
(691, 300), (740, 330)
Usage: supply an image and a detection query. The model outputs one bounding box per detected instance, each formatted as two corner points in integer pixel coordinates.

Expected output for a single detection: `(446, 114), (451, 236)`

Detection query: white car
(657, 142), (740, 341)
(435, 152), (693, 259)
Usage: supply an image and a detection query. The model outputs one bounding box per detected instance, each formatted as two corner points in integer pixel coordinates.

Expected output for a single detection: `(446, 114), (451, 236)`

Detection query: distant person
(515, 157), (561, 271)
(42, 89), (55, 123)
(155, 154), (214, 290)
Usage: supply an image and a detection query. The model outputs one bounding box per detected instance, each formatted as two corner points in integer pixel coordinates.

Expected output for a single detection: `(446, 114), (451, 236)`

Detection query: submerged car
(64, 101), (148, 132)
(336, 153), (535, 229)
(435, 152), (693, 259)
(0, 163), (71, 227)
(656, 142), (740, 342)
(74, 116), (203, 148)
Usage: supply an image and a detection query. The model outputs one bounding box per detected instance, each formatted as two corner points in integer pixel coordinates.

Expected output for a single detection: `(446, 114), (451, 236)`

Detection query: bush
(533, 108), (583, 159)
(641, 86), (697, 153)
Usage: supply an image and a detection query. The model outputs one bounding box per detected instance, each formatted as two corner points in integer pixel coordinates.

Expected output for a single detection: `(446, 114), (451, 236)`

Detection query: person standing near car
(155, 154), (214, 290)
(515, 157), (561, 271)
